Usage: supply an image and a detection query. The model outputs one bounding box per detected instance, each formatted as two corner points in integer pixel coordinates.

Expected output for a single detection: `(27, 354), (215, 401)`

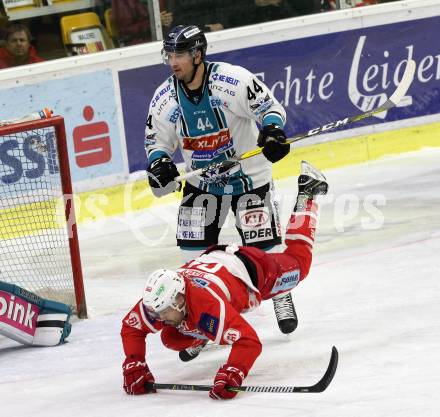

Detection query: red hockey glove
(209, 365), (245, 400)
(122, 356), (156, 395)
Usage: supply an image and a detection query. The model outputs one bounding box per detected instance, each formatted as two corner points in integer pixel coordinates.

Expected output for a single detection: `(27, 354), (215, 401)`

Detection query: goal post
(0, 115), (87, 318)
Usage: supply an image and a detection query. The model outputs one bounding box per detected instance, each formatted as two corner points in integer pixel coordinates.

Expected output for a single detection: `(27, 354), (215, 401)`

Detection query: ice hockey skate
(272, 161), (328, 334)
(272, 292), (298, 334)
(179, 339), (208, 362)
(298, 160), (329, 198)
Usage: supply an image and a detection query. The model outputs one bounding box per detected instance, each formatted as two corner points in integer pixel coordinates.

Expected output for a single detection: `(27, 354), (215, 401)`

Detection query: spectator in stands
(0, 8), (8, 45)
(228, 0), (297, 28)
(320, 0), (337, 11)
(291, 0), (322, 15)
(164, 0), (226, 32)
(0, 24), (44, 69)
(252, 0), (297, 22)
(112, 0), (172, 46)
(353, 0), (378, 6)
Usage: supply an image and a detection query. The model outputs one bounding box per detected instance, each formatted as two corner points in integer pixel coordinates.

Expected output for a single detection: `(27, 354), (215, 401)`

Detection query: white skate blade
(300, 161), (326, 181)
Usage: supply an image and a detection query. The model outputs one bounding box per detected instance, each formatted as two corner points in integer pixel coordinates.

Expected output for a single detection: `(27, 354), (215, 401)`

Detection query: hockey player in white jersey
(144, 25), (296, 334)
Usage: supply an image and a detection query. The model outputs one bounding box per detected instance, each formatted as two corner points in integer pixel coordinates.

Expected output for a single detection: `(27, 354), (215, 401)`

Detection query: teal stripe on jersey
(262, 113), (284, 127)
(148, 150), (168, 163)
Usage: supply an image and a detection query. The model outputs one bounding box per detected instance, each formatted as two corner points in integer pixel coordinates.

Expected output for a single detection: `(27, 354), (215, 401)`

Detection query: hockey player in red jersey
(121, 161), (328, 399)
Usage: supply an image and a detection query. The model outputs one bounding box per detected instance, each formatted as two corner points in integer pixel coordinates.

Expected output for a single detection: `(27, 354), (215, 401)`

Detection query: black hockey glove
(257, 124), (290, 163)
(147, 156), (181, 197)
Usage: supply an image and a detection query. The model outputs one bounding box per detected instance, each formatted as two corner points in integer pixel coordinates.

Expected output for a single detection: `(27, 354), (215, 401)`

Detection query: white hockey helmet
(142, 269), (185, 316)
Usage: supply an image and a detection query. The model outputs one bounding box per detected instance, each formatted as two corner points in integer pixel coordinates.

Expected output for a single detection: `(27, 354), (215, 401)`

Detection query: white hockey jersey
(145, 61), (286, 195)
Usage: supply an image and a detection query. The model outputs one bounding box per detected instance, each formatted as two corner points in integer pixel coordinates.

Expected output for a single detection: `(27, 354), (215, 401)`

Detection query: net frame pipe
(0, 116), (87, 318)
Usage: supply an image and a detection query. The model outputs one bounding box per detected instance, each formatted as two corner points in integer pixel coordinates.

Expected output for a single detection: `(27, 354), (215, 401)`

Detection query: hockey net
(0, 116), (87, 318)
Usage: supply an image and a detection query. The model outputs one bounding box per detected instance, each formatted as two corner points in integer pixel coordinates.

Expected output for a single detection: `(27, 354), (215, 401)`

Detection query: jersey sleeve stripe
(262, 112), (285, 127)
(284, 233), (314, 247)
(147, 149), (169, 163)
(138, 301), (159, 333)
(292, 211), (318, 221)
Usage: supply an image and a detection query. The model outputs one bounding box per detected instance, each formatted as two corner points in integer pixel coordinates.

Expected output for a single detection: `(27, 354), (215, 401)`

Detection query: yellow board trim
(75, 120), (440, 222)
(0, 200), (62, 240)
(2, 121), (439, 239)
(272, 121), (440, 179)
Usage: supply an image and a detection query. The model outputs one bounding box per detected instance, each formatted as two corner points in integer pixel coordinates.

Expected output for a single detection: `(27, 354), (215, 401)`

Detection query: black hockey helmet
(162, 25), (207, 61)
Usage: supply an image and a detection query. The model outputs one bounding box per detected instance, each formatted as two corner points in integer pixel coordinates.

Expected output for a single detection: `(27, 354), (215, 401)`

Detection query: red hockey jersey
(121, 237), (312, 376)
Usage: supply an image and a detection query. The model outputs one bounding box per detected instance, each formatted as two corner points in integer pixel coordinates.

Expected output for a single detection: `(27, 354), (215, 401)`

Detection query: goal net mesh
(0, 125), (76, 308)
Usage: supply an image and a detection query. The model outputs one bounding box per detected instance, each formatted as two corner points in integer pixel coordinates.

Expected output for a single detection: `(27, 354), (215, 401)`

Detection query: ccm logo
(124, 360), (146, 370)
(240, 209), (269, 228)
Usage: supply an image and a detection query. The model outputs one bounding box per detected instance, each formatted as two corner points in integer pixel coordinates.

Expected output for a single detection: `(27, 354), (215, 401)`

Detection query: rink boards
(6, 118), (437, 228)
(0, 0), (439, 226)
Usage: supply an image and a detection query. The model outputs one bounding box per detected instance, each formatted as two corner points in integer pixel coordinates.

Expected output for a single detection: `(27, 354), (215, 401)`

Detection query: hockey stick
(175, 59), (416, 182)
(0, 108), (53, 126)
(145, 346), (338, 394)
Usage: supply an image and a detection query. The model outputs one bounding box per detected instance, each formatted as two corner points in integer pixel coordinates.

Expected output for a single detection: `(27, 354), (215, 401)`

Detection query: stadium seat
(60, 12), (114, 56)
(2, 0), (38, 12)
(104, 9), (118, 40)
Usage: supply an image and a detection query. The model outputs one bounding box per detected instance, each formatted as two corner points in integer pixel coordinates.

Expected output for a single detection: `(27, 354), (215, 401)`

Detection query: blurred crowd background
(0, 0), (403, 69)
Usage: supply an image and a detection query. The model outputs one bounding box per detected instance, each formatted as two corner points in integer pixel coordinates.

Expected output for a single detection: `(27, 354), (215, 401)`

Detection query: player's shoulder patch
(198, 312), (219, 336)
(191, 277), (210, 288)
(209, 61), (242, 87)
(271, 269), (300, 294)
(223, 328), (241, 344)
(124, 311), (142, 330)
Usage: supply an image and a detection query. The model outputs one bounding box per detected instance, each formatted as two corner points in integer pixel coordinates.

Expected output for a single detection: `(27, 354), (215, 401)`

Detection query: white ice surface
(1, 149), (439, 417)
